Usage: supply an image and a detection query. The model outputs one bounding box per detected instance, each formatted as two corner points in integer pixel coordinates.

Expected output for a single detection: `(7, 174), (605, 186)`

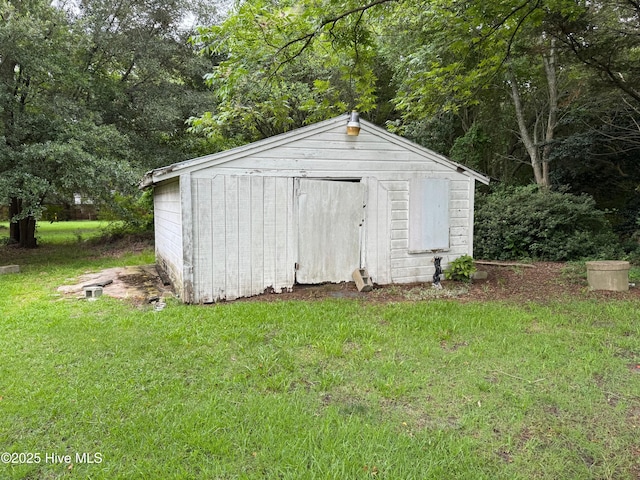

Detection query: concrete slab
(58, 265), (173, 302)
(0, 265), (20, 275)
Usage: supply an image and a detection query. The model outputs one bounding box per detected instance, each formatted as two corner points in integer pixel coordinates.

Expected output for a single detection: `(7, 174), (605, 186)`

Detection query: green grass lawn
(0, 226), (639, 479)
(0, 220), (112, 245)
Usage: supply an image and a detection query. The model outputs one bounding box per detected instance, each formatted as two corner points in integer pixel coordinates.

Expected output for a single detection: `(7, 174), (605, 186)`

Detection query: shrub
(445, 255), (476, 281)
(99, 190), (154, 237)
(95, 190), (153, 243)
(474, 185), (621, 261)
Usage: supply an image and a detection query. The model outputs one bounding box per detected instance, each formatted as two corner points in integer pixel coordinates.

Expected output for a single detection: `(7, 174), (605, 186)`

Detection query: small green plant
(445, 255), (476, 281)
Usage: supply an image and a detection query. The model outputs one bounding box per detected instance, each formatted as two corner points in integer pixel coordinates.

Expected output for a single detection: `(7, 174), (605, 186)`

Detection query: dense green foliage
(192, 0), (639, 180)
(0, 0), (219, 246)
(188, 0), (386, 148)
(474, 186), (621, 261)
(98, 191), (155, 237)
(190, 0), (639, 250)
(2, 0), (639, 256)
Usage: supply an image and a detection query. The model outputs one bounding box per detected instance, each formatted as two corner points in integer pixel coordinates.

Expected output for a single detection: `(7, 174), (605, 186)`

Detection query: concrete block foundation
(84, 286), (103, 299)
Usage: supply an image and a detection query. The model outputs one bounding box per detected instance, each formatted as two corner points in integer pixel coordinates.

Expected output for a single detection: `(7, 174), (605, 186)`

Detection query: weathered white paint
(408, 178), (450, 252)
(179, 174), (195, 302)
(144, 114), (489, 302)
(153, 180), (183, 297)
(296, 179), (364, 283)
(141, 116), (488, 188)
(191, 175), (295, 302)
(363, 178), (391, 285)
(467, 178), (476, 256)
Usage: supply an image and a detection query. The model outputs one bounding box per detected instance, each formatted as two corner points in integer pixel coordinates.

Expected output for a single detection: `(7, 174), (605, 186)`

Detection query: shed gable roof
(141, 113), (490, 187)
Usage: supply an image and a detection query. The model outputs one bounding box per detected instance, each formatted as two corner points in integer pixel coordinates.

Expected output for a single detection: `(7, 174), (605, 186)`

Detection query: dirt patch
(463, 262), (639, 303)
(58, 265), (173, 303)
(236, 262), (640, 304)
(56, 261), (639, 304)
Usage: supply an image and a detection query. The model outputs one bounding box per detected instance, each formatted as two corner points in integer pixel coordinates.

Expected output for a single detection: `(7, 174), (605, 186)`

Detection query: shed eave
(362, 122), (490, 185)
(140, 115), (353, 188)
(141, 113), (491, 187)
(139, 170), (173, 189)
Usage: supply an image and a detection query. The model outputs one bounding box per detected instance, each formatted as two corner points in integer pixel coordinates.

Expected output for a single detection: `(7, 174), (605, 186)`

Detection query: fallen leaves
(363, 465), (379, 476)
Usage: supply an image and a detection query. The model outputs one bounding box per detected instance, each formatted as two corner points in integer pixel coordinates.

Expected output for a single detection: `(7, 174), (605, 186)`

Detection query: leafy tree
(548, 87), (640, 238)
(0, 0), (221, 248)
(189, 0), (390, 145)
(0, 1), (133, 247)
(381, 1), (595, 188)
(550, 0), (640, 104)
(196, 0), (638, 189)
(73, 0), (221, 168)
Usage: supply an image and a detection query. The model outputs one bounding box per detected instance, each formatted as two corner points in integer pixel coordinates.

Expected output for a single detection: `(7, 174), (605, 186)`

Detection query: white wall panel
(296, 179), (364, 284)
(153, 180), (183, 296)
(190, 175), (294, 302)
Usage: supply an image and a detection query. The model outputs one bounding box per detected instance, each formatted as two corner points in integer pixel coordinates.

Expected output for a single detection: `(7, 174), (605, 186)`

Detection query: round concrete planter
(585, 261), (630, 291)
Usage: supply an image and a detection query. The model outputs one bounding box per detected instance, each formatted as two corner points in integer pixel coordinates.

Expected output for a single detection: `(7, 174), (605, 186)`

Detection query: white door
(296, 179), (365, 284)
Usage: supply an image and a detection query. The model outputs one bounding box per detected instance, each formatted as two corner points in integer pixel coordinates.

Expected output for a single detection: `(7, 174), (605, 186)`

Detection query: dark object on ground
(82, 279), (114, 289)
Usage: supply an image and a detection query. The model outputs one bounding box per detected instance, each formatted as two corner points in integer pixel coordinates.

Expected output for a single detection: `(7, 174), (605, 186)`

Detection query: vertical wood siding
(363, 178), (391, 285)
(192, 175), (295, 303)
(160, 121), (484, 300)
(187, 125), (476, 288)
(180, 174), (195, 302)
(296, 179), (365, 283)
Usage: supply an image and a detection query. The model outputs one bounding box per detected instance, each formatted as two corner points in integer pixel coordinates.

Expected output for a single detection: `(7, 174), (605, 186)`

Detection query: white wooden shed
(141, 113), (489, 303)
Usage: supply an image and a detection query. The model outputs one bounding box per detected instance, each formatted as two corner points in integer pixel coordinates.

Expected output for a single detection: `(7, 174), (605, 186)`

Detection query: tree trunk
(509, 69), (550, 188)
(18, 216), (37, 248)
(508, 38), (558, 191)
(541, 39), (558, 189)
(9, 197), (20, 245)
(8, 197), (38, 248)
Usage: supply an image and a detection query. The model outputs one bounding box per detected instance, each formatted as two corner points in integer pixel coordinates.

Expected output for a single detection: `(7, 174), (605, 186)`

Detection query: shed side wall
(153, 180), (184, 296)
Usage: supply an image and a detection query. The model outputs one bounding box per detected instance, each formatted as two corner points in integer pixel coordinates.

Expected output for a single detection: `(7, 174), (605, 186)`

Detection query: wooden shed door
(296, 179), (365, 284)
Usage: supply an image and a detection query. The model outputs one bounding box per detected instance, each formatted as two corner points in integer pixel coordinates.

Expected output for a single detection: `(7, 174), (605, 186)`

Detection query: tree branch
(556, 32), (640, 103)
(270, 0), (397, 71)
(464, 0), (542, 104)
(477, 0), (538, 45)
